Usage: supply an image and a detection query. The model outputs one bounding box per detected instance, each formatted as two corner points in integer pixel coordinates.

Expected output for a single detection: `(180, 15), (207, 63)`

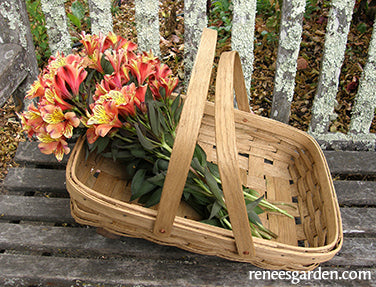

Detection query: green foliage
(67, 0), (91, 32)
(305, 0), (320, 19)
(208, 0), (233, 44)
(25, 0), (51, 67)
(357, 22), (368, 33)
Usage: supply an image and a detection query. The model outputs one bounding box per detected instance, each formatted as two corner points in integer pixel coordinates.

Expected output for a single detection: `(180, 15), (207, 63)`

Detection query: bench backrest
(1, 0), (375, 150)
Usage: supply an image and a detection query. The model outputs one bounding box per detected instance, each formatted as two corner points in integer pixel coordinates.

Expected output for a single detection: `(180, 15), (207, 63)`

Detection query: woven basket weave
(66, 29), (343, 271)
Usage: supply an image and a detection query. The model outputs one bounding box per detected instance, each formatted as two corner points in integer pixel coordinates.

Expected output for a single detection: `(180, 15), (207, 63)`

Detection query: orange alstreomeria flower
(86, 84), (143, 143)
(40, 105), (80, 139)
(37, 132), (71, 162)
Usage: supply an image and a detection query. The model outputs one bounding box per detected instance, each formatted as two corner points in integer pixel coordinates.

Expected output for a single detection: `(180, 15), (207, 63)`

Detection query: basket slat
(153, 28), (218, 238)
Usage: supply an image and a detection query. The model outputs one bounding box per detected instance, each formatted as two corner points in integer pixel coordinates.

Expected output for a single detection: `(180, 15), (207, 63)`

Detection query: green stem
(243, 192), (293, 219)
(113, 133), (134, 143)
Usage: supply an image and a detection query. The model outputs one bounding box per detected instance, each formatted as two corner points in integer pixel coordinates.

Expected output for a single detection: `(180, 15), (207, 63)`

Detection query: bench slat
(0, 195), (374, 235)
(271, 0), (305, 123)
(184, 0), (208, 82)
(0, 222), (374, 267)
(15, 142), (376, 176)
(334, 180), (376, 206)
(14, 141), (71, 166)
(88, 0), (113, 35)
(349, 19), (376, 135)
(324, 150), (376, 175)
(135, 0), (160, 56)
(40, 0), (72, 55)
(0, 195), (73, 224)
(4, 167), (376, 206)
(2, 168), (67, 195)
(0, 253), (374, 286)
(309, 0), (355, 135)
(231, 0), (257, 98)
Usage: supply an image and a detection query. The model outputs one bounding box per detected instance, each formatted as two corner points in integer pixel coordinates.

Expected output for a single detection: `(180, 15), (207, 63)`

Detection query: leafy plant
(304, 0), (320, 19)
(208, 0), (233, 44)
(67, 0), (91, 32)
(25, 0), (51, 67)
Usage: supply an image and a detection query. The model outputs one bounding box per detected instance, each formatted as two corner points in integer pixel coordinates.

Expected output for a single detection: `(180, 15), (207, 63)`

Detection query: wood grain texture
(154, 28), (217, 237)
(215, 51), (254, 256)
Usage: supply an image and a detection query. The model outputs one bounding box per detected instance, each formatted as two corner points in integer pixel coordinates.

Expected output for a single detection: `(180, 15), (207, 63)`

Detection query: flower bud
(140, 102), (148, 114)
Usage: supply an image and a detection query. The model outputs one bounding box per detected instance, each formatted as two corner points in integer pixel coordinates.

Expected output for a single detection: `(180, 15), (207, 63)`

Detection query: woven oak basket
(66, 29), (343, 271)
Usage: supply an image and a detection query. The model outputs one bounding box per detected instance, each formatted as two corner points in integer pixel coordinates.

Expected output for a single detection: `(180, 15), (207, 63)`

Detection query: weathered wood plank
(334, 180), (376, 206)
(0, 253), (374, 287)
(14, 141), (71, 166)
(324, 150), (376, 175)
(88, 0), (113, 35)
(40, 0), (72, 55)
(0, 195), (375, 236)
(309, 0), (355, 135)
(14, 143), (376, 176)
(271, 0), (305, 123)
(0, 43), (27, 107)
(184, 0), (208, 83)
(0, 0), (39, 110)
(134, 0), (161, 56)
(349, 19), (376, 135)
(2, 168), (67, 195)
(0, 223), (195, 260)
(0, 195), (73, 224)
(4, 167), (375, 206)
(0, 223), (374, 267)
(231, 0), (257, 100)
(341, 207), (376, 235)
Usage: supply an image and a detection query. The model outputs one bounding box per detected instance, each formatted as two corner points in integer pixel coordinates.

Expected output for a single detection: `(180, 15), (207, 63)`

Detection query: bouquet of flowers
(19, 32), (292, 239)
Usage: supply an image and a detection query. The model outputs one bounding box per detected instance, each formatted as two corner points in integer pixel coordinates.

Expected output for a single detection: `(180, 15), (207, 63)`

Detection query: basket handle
(153, 28), (218, 237)
(215, 51), (255, 257)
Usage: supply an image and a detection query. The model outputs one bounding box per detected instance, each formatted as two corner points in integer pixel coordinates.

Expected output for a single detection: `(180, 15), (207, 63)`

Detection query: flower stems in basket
(18, 31), (292, 240)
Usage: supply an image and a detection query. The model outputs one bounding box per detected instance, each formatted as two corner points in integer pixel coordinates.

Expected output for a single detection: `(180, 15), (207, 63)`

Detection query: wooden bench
(1, 0), (376, 285)
(1, 142), (375, 285)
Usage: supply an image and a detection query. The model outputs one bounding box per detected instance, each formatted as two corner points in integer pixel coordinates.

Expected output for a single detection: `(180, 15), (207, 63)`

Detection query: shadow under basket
(66, 101), (343, 271)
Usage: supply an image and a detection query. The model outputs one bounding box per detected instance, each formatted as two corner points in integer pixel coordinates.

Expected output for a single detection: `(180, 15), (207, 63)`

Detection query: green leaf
(357, 22), (367, 34)
(130, 169), (156, 201)
(67, 13), (81, 29)
(191, 157), (205, 175)
(207, 162), (220, 179)
(125, 161), (139, 178)
(193, 144), (207, 167)
(95, 136), (110, 154)
(202, 168), (224, 205)
(147, 102), (162, 137)
(145, 88), (154, 103)
(130, 147), (147, 159)
(141, 187), (162, 207)
(173, 100), (183, 124)
(246, 195), (264, 213)
(209, 200), (222, 220)
(247, 209), (263, 226)
(200, 218), (222, 227)
(71, 0), (86, 20)
(135, 124), (158, 150)
(171, 94), (181, 114)
(100, 57), (114, 75)
(246, 196), (264, 225)
(147, 172), (166, 186)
